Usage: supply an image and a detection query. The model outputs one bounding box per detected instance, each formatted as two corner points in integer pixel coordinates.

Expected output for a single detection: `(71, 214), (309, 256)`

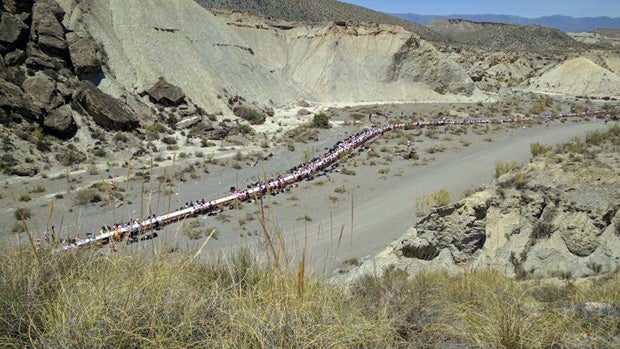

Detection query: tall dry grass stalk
(0, 246), (399, 348)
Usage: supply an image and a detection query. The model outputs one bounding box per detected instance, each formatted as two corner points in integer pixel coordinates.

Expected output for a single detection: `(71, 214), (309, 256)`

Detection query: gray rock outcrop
(10, 163), (39, 176)
(145, 77), (186, 107)
(2, 0), (34, 15)
(5, 48), (25, 66)
(43, 104), (76, 137)
(339, 141), (620, 283)
(0, 11), (28, 53)
(73, 80), (139, 131)
(21, 73), (63, 112)
(66, 31), (104, 76)
(30, 0), (68, 56)
(0, 78), (41, 120)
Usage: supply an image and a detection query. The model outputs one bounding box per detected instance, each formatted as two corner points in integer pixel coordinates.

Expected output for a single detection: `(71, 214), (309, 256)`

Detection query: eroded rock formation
(340, 138), (620, 282)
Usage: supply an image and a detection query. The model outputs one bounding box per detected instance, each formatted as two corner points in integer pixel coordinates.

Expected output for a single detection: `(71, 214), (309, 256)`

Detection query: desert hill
(526, 56), (620, 97)
(395, 13), (620, 33)
(193, 0), (446, 43)
(427, 19), (583, 50)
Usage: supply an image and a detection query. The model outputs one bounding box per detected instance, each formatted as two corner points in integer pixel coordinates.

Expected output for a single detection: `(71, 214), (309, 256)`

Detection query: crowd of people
(54, 108), (616, 251)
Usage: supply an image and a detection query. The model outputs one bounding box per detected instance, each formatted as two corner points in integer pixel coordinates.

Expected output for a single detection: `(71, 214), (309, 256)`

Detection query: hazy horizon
(341, 0), (620, 19)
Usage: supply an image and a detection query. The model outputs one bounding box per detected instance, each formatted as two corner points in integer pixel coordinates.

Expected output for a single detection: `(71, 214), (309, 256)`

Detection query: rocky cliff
(338, 126), (620, 282)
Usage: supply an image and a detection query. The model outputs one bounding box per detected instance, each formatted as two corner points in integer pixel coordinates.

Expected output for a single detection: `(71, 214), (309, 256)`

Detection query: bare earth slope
(56, 0), (478, 116)
(526, 57), (620, 97)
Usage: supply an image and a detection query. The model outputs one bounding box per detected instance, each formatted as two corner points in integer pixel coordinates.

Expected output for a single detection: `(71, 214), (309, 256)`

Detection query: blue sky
(341, 0), (620, 18)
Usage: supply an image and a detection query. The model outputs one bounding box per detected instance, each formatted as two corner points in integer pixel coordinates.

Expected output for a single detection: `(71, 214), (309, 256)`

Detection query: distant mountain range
(392, 14), (620, 33)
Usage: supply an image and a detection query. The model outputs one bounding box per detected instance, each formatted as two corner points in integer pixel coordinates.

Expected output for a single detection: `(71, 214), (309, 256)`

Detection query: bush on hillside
(310, 113), (330, 129)
(530, 142), (552, 157)
(426, 188), (451, 207)
(235, 107), (266, 125)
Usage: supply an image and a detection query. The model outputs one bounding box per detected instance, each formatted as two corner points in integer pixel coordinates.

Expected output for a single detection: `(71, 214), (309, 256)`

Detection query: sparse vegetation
(74, 188), (103, 205)
(530, 142), (552, 157)
(236, 107), (266, 125)
(494, 160), (519, 178)
(427, 188), (451, 207)
(340, 167), (356, 176)
(14, 208), (32, 221)
(531, 221), (555, 240)
(310, 113), (330, 129)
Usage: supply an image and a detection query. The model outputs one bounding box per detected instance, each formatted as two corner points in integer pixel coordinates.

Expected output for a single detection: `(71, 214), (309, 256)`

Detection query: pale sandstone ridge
(338, 140), (620, 283)
(526, 57), (620, 97)
(55, 0), (478, 116)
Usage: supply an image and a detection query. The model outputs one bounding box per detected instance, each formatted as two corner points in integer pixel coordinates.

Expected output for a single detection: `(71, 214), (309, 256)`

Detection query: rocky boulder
(66, 32), (105, 76)
(145, 77), (185, 106)
(5, 48), (25, 66)
(10, 163), (38, 176)
(0, 11), (28, 53)
(43, 104), (76, 138)
(203, 125), (230, 140)
(2, 0), (34, 15)
(0, 77), (40, 121)
(30, 0), (67, 56)
(73, 81), (139, 131)
(0, 55), (5, 80)
(25, 42), (66, 70)
(21, 73), (62, 112)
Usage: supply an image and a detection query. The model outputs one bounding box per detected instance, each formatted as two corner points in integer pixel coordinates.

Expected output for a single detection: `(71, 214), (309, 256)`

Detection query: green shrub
(235, 107), (266, 125)
(426, 188), (451, 207)
(14, 208), (32, 221)
(239, 124), (254, 134)
(56, 150), (86, 166)
(93, 148), (107, 157)
(426, 145), (446, 154)
(113, 132), (129, 143)
(75, 188), (103, 205)
(29, 185), (46, 193)
(585, 130), (604, 146)
(18, 193), (31, 202)
(340, 167), (356, 176)
(162, 136), (177, 145)
(11, 222), (27, 233)
(530, 142), (552, 157)
(310, 113), (330, 129)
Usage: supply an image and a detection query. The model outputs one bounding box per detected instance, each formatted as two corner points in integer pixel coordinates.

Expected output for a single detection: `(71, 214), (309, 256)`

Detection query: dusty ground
(0, 102), (608, 277)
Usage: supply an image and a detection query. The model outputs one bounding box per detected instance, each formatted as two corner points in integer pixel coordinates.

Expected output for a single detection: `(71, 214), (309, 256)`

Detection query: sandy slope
(526, 57), (620, 97)
(56, 0), (476, 115)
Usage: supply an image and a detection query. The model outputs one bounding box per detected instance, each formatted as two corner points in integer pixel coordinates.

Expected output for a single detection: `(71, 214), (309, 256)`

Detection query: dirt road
(287, 120), (607, 274)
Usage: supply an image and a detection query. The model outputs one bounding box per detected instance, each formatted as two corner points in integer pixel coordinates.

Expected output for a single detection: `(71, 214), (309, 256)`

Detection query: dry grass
(1, 234), (618, 348)
(0, 246), (399, 348)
